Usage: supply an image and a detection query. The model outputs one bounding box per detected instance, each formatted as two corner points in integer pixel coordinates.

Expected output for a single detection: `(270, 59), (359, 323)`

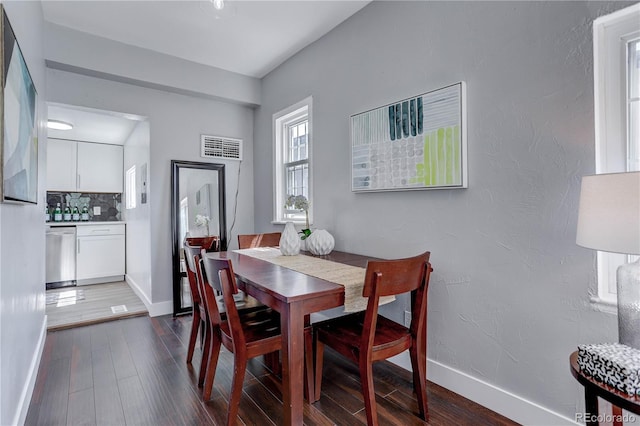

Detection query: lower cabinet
(77, 224), (125, 284)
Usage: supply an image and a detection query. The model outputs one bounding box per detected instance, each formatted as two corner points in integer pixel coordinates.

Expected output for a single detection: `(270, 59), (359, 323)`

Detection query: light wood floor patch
(46, 281), (147, 331)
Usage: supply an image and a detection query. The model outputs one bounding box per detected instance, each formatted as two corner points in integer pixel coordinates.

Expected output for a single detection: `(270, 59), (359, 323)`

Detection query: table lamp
(576, 171), (640, 348)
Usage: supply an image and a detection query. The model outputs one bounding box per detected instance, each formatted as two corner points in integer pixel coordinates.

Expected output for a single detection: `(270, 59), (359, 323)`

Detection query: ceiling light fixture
(211, 0), (224, 11)
(47, 119), (74, 130)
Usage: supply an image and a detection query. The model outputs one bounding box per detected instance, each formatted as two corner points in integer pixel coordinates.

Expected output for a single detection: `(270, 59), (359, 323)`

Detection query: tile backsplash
(47, 192), (122, 222)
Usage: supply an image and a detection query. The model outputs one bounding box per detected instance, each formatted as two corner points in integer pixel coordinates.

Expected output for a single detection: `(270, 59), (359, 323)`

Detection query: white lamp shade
(576, 172), (640, 255)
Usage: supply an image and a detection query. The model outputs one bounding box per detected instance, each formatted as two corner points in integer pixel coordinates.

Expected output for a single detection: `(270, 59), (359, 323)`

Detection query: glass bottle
(45, 206), (51, 222)
(63, 205), (72, 221)
(81, 205), (90, 221)
(72, 206), (80, 221)
(53, 203), (62, 222)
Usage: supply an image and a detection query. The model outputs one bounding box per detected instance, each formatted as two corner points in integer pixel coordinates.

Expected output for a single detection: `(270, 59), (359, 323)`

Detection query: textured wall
(0, 1), (47, 424)
(253, 1), (635, 421)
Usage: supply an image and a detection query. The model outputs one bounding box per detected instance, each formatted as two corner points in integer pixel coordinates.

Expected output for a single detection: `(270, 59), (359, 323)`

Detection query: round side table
(570, 351), (640, 425)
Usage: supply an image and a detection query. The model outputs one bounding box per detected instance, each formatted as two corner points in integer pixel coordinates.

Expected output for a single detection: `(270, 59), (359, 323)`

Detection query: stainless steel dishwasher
(45, 225), (77, 289)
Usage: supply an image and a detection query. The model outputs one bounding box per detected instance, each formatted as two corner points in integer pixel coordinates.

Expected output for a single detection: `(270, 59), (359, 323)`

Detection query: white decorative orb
(306, 229), (335, 255)
(279, 222), (301, 256)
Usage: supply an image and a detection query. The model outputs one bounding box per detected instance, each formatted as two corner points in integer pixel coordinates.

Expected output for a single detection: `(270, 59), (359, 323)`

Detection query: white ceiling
(47, 104), (144, 145)
(44, 0), (369, 143)
(41, 0), (369, 79)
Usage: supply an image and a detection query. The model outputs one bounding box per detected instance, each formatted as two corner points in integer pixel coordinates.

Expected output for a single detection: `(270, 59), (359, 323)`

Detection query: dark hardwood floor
(26, 315), (519, 425)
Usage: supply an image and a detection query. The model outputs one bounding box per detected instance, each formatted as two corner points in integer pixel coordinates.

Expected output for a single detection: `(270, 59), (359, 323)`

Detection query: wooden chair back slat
(238, 232), (281, 249)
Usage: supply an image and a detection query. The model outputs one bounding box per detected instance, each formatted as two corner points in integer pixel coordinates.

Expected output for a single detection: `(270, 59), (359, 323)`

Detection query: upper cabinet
(76, 142), (124, 192)
(46, 139), (78, 191)
(47, 139), (124, 193)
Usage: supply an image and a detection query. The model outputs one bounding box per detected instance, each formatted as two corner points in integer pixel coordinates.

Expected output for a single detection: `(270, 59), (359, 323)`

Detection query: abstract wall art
(1, 5), (38, 204)
(351, 82), (467, 192)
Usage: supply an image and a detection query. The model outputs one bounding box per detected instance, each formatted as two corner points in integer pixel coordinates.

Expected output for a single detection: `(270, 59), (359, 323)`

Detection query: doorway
(45, 102), (151, 329)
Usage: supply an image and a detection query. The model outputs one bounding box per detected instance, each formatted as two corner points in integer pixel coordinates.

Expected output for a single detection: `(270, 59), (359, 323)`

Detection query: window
(125, 165), (136, 209)
(273, 97), (313, 224)
(593, 4), (640, 305)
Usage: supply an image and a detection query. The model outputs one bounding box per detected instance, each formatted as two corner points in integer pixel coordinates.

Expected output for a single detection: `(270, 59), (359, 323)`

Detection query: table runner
(234, 247), (395, 312)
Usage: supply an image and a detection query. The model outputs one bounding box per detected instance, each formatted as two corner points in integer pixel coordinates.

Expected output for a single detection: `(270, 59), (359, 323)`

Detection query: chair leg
(203, 330), (222, 401)
(313, 338), (324, 402)
(186, 308), (201, 364)
(264, 351), (281, 376)
(304, 327), (314, 402)
(198, 323), (211, 387)
(360, 361), (378, 426)
(409, 342), (429, 421)
(227, 357), (247, 426)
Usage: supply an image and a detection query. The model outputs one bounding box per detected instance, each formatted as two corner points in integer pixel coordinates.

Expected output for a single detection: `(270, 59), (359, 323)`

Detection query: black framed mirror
(171, 160), (227, 316)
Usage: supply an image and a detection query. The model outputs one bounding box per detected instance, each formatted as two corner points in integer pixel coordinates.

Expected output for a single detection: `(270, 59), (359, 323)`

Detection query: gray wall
(0, 1), (47, 424)
(253, 1), (635, 421)
(45, 22), (261, 107)
(47, 68), (255, 311)
(123, 120), (152, 301)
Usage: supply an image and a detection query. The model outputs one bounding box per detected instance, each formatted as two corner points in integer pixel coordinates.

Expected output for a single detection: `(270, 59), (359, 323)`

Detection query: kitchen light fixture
(47, 119), (73, 130)
(576, 171), (640, 348)
(211, 0), (224, 10)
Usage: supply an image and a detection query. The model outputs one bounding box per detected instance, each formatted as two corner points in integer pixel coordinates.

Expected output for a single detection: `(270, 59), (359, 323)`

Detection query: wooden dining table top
(206, 249), (377, 304)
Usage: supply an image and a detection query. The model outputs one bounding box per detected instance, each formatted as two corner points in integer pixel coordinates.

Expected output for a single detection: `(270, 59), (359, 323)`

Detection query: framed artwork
(351, 82), (467, 192)
(1, 5), (38, 204)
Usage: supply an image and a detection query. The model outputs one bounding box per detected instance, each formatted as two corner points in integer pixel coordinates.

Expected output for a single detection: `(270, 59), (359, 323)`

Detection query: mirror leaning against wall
(171, 160), (227, 315)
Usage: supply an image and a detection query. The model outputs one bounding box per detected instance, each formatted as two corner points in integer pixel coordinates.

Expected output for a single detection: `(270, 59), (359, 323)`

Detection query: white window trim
(125, 165), (136, 209)
(272, 96), (313, 225)
(592, 4), (640, 309)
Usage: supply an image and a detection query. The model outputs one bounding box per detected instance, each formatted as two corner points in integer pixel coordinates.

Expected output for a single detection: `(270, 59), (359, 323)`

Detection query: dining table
(203, 248), (378, 426)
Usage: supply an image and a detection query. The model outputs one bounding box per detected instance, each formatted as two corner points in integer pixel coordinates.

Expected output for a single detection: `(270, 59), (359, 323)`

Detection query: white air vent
(201, 135), (242, 161)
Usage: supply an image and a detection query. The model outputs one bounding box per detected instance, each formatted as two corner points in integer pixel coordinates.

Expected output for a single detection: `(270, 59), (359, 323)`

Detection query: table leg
(281, 302), (304, 426)
(584, 389), (598, 426)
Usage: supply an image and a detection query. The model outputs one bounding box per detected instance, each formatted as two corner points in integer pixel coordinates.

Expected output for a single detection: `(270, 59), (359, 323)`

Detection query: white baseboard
(147, 300), (173, 317)
(125, 275), (173, 317)
(13, 315), (47, 426)
(389, 353), (578, 426)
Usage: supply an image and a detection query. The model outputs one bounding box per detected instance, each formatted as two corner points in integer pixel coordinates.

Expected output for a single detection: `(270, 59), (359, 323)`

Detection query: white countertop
(47, 221), (125, 227)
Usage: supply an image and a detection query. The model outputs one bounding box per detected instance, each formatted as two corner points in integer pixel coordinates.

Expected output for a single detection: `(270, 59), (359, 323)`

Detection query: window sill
(589, 296), (618, 315)
(271, 220), (312, 226)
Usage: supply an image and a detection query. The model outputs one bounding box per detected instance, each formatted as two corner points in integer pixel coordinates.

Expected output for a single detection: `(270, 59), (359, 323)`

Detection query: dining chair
(237, 232), (283, 373)
(237, 232), (281, 249)
(237, 231), (315, 396)
(183, 242), (267, 395)
(183, 239), (220, 389)
(313, 251), (433, 425)
(201, 256), (282, 424)
(185, 235), (219, 252)
(183, 236), (217, 376)
(201, 256), (316, 424)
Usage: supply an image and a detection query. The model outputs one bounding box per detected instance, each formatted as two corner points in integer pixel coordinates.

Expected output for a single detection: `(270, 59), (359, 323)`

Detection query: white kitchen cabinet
(77, 142), (123, 192)
(46, 139), (77, 191)
(76, 224), (125, 283)
(47, 139), (123, 193)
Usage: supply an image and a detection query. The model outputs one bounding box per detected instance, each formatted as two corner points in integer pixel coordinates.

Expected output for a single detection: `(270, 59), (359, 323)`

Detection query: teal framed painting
(351, 82), (467, 192)
(1, 5), (38, 204)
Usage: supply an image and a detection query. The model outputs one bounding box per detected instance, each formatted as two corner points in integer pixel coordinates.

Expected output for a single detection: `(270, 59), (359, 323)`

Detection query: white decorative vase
(306, 229), (335, 255)
(279, 222), (301, 256)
